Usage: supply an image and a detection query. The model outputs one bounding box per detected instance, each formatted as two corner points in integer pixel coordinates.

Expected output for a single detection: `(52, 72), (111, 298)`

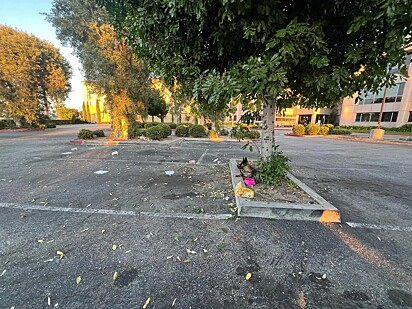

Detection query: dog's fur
(237, 157), (256, 179)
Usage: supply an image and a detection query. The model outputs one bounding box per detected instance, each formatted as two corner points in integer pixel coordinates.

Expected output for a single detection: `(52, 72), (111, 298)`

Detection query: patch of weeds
(194, 207), (204, 214)
(217, 243), (225, 251)
(287, 179), (298, 188)
(174, 236), (180, 242)
(222, 228), (228, 234)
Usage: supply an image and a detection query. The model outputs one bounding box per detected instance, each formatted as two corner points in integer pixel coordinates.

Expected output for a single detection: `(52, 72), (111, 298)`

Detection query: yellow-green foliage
(292, 124), (305, 135)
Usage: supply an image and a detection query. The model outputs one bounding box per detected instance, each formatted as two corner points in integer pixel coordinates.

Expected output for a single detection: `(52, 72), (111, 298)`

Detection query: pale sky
(0, 0), (84, 110)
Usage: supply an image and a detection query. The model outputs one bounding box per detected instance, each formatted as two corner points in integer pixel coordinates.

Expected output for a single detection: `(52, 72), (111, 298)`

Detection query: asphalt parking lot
(0, 124), (411, 308)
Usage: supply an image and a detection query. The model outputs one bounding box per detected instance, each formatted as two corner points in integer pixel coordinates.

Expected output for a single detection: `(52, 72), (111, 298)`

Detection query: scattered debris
(143, 297), (151, 309)
(165, 170), (175, 176)
(81, 228), (89, 232)
(76, 276), (82, 285)
(186, 249), (196, 254)
(245, 273), (252, 280)
(112, 245), (117, 251)
(202, 249), (208, 253)
(37, 239), (44, 243)
(101, 229), (106, 234)
(183, 259), (191, 263)
(71, 147), (78, 151)
(188, 160), (196, 164)
(94, 170), (109, 175)
(0, 269), (6, 277)
(61, 152), (72, 155)
(172, 298), (177, 306)
(113, 271), (118, 281)
(48, 295), (51, 306)
(213, 158), (219, 162)
(233, 236), (239, 241)
(111, 151), (118, 156)
(56, 251), (65, 260)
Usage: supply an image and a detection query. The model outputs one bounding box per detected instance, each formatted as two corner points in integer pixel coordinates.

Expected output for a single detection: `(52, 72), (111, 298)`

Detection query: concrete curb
(323, 135), (412, 146)
(229, 159), (341, 223)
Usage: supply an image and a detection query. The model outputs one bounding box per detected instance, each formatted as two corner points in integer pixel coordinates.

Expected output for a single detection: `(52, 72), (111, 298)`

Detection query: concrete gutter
(229, 159), (341, 223)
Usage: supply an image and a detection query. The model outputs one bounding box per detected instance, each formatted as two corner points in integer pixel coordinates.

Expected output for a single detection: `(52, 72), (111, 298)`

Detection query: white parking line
(196, 149), (209, 164)
(346, 222), (412, 232)
(0, 202), (232, 220)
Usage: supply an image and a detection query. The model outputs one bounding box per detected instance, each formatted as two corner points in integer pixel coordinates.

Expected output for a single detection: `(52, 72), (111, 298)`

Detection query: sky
(0, 0), (84, 110)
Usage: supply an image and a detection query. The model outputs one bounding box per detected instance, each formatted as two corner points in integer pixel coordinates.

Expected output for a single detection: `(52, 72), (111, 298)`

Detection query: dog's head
(237, 157), (248, 170)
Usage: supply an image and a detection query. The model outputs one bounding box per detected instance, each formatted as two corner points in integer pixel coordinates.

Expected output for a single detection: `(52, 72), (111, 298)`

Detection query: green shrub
(175, 125), (189, 137)
(133, 121), (144, 129)
(0, 120), (16, 129)
(78, 129), (94, 139)
(396, 124), (412, 132)
(208, 129), (219, 139)
(144, 122), (160, 129)
(323, 124), (334, 128)
(246, 130), (260, 139)
(329, 128), (352, 135)
(157, 123), (172, 138)
(188, 124), (206, 137)
(292, 124), (305, 135)
(93, 129), (105, 137)
(166, 122), (178, 129)
(319, 126), (330, 135)
(255, 146), (290, 185)
(230, 125), (248, 141)
(305, 123), (320, 135)
(219, 128), (229, 136)
(146, 125), (164, 140)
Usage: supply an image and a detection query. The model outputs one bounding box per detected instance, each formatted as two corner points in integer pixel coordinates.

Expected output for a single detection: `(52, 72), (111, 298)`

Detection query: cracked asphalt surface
(0, 124), (411, 308)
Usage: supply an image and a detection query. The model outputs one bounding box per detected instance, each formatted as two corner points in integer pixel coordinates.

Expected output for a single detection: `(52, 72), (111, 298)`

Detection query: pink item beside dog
(244, 178), (255, 187)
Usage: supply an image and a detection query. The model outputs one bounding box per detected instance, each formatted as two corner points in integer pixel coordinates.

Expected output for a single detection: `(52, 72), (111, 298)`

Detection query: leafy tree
(99, 0), (412, 161)
(0, 25), (71, 126)
(145, 88), (168, 122)
(56, 104), (80, 120)
(46, 0), (149, 138)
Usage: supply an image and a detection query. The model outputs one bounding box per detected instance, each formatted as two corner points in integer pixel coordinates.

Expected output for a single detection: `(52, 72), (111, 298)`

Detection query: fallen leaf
(176, 256), (181, 262)
(48, 296), (51, 306)
(167, 255), (173, 259)
(322, 274), (327, 279)
(101, 229), (106, 234)
(0, 269), (6, 277)
(186, 249), (196, 254)
(76, 276), (82, 285)
(172, 298), (177, 306)
(113, 271), (118, 281)
(37, 239), (44, 243)
(143, 297), (151, 309)
(245, 273), (252, 280)
(183, 259), (191, 263)
(202, 249), (208, 253)
(56, 251), (65, 259)
(112, 245), (117, 251)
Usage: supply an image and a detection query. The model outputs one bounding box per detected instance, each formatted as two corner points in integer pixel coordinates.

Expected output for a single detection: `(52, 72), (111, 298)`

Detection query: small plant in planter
(305, 123), (320, 135)
(78, 129), (94, 139)
(255, 146), (290, 186)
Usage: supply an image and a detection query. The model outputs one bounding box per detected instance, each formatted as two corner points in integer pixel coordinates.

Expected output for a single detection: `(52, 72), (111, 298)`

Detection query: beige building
(82, 82), (111, 124)
(340, 54), (412, 128)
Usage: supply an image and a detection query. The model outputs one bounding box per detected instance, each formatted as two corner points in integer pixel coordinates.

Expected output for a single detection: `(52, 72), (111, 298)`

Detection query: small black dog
(237, 157), (256, 179)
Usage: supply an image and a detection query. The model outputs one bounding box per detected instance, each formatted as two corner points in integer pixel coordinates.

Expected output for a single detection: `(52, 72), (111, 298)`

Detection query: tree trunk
(151, 115), (154, 122)
(160, 117), (164, 123)
(260, 99), (276, 162)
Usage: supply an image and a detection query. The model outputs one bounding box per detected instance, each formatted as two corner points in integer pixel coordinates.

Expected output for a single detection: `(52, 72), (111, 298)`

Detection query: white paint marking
(0, 203), (231, 220)
(57, 158), (218, 166)
(346, 222), (412, 232)
(196, 149), (209, 164)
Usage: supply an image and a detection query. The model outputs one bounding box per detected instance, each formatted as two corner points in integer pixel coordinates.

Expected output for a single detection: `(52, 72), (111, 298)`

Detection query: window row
(355, 112), (398, 123)
(357, 83), (405, 104)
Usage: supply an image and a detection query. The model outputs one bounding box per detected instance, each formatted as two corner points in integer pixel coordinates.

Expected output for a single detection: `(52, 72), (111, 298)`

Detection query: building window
(355, 112), (398, 122)
(408, 111), (412, 123)
(357, 82), (405, 105)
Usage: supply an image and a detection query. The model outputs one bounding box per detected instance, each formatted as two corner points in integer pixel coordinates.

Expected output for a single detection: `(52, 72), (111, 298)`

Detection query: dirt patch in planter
(251, 179), (316, 204)
(235, 160), (316, 204)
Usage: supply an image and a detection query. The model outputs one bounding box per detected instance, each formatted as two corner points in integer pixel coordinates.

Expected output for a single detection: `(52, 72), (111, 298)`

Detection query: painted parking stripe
(196, 149), (209, 164)
(0, 202), (232, 220)
(346, 222), (412, 232)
